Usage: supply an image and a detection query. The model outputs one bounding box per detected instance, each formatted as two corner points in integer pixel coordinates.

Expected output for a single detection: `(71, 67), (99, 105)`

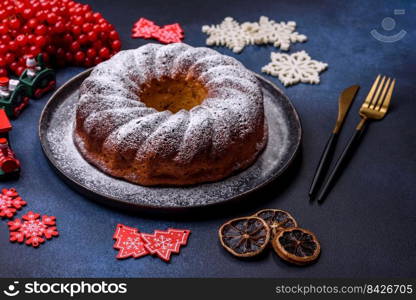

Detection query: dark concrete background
(0, 0), (415, 277)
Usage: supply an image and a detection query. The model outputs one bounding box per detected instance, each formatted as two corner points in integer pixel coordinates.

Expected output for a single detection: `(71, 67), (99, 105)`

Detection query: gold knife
(309, 85), (360, 199)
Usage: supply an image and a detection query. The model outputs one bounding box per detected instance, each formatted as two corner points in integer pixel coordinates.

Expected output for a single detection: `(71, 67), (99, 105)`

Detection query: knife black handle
(317, 123), (367, 203)
(309, 132), (339, 198)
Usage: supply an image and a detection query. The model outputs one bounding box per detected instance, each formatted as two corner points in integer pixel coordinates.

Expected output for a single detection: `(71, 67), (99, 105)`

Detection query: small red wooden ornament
(8, 211), (59, 247)
(131, 18), (184, 43)
(141, 229), (191, 262)
(113, 224), (149, 259)
(0, 188), (26, 219)
(131, 18), (160, 39)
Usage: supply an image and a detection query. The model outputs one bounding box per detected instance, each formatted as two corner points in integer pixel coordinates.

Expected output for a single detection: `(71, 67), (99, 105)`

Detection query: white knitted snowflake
(262, 51), (328, 86)
(202, 16), (307, 53)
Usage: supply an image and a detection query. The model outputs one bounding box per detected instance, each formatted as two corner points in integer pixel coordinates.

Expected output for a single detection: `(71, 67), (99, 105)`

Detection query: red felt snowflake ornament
(113, 224), (149, 259)
(8, 211), (59, 247)
(0, 188), (26, 219)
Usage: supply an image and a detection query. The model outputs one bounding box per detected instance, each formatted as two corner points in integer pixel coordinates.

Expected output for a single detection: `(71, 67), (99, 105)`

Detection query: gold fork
(317, 75), (396, 203)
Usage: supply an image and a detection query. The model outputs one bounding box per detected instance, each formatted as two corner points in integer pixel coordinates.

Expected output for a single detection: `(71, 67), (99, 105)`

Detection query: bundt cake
(74, 43), (268, 186)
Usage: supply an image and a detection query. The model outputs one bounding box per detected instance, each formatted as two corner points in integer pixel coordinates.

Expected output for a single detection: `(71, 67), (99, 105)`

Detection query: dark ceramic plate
(39, 69), (301, 212)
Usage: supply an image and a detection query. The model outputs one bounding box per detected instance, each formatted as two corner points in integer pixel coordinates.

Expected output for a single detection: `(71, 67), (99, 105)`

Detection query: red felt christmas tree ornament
(112, 224), (191, 262)
(141, 228), (191, 262)
(113, 224), (149, 259)
(131, 18), (184, 44)
(131, 18), (160, 39)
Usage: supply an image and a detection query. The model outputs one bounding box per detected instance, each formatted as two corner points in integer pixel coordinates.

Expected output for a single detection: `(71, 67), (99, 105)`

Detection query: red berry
(27, 34), (35, 44)
(8, 29), (18, 38)
(1, 36), (11, 45)
(93, 40), (103, 50)
(78, 34), (88, 44)
(111, 40), (121, 51)
(98, 47), (110, 59)
(34, 35), (46, 47)
(82, 23), (92, 33)
(21, 25), (31, 34)
(20, 46), (29, 55)
(35, 24), (47, 35)
(83, 4), (91, 11)
(8, 40), (18, 51)
(74, 50), (84, 62)
(54, 21), (65, 33)
(70, 41), (80, 52)
(99, 23), (108, 32)
(16, 66), (25, 76)
(73, 16), (84, 26)
(87, 31), (97, 42)
(30, 45), (40, 55)
(83, 56), (93, 67)
(0, 10), (7, 20)
(0, 44), (7, 54)
(94, 56), (102, 65)
(35, 10), (46, 22)
(63, 33), (73, 44)
(71, 25), (82, 36)
(0, 68), (7, 77)
(9, 18), (20, 30)
(15, 34), (27, 46)
(86, 48), (96, 58)
(0, 57), (6, 67)
(10, 61), (18, 71)
(99, 31), (107, 40)
(0, 25), (7, 35)
(84, 12), (93, 22)
(22, 8), (34, 18)
(45, 44), (57, 54)
(27, 18), (38, 29)
(47, 13), (58, 24)
(93, 12), (102, 20)
(65, 51), (73, 63)
(56, 47), (65, 58)
(18, 57), (25, 65)
(5, 52), (15, 64)
(108, 30), (119, 40)
(42, 52), (50, 63)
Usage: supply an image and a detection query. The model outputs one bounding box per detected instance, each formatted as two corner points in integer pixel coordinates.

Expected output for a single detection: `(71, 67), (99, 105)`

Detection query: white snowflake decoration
(202, 17), (247, 53)
(122, 237), (142, 250)
(202, 16), (307, 53)
(262, 50), (328, 86)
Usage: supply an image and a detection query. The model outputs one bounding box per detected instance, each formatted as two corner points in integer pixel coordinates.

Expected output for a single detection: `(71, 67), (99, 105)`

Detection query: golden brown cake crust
(74, 43), (268, 186)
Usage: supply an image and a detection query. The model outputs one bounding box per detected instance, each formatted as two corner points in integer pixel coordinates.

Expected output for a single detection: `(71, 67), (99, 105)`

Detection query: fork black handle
(317, 122), (368, 203)
(309, 132), (339, 198)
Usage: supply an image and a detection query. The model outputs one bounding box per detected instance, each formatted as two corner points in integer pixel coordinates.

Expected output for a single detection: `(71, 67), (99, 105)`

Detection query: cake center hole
(138, 77), (208, 113)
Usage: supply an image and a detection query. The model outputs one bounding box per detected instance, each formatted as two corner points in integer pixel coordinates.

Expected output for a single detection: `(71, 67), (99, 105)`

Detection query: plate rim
(38, 68), (302, 212)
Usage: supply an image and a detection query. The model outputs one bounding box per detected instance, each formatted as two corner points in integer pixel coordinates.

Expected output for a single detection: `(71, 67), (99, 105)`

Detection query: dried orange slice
(254, 209), (298, 240)
(219, 216), (270, 257)
(272, 227), (320, 265)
